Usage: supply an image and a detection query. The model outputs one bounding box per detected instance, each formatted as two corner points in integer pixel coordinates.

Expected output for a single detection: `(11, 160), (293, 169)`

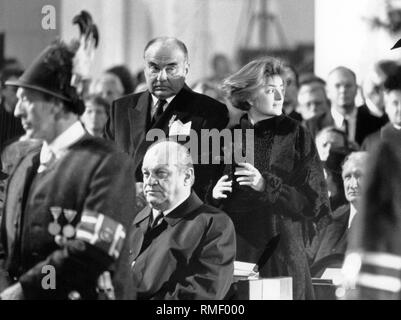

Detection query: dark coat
(361, 123), (401, 160)
(305, 104), (388, 145)
(209, 114), (331, 300)
(309, 204), (350, 277)
(0, 135), (137, 299)
(127, 192), (236, 300)
(0, 100), (24, 154)
(104, 85), (229, 199)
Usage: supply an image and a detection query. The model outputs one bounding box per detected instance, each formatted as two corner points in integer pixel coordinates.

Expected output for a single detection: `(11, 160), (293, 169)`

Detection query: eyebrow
(148, 61), (178, 67)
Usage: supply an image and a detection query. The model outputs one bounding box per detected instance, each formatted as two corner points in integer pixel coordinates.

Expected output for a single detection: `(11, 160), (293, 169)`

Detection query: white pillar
(315, 0), (401, 82)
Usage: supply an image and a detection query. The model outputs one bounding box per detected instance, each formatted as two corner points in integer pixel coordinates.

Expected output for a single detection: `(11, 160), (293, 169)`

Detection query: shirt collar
(151, 191), (190, 220)
(151, 94), (175, 110)
(331, 106), (357, 127)
(40, 121), (86, 162)
(348, 203), (358, 228)
(393, 124), (401, 130)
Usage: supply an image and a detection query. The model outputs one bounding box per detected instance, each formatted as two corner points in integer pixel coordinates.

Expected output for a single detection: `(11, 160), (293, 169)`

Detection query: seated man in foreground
(310, 151), (369, 277)
(128, 140), (236, 300)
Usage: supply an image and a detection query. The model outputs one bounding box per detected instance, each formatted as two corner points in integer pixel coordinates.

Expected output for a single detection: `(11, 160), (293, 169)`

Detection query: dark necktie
(152, 99), (167, 125)
(343, 118), (349, 139)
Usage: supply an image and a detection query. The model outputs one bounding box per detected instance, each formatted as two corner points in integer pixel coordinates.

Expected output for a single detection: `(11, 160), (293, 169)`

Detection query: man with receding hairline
(126, 140), (236, 300)
(104, 37), (229, 201)
(305, 66), (387, 145)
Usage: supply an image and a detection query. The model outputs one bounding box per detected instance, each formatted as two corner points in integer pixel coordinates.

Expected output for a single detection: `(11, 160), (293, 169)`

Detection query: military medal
(62, 209), (78, 238)
(62, 224), (75, 238)
(48, 206), (62, 236)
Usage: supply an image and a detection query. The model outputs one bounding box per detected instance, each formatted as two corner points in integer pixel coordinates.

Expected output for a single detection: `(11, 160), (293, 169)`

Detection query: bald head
(327, 66), (358, 115)
(144, 37), (188, 62)
(144, 140), (194, 172)
(143, 37), (189, 99)
(142, 140), (194, 211)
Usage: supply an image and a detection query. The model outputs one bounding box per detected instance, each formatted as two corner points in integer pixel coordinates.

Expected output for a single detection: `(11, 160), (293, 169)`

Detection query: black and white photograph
(1, 0), (401, 307)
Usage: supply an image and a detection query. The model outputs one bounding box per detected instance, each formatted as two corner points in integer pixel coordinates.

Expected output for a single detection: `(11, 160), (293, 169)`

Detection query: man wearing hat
(0, 41), (136, 299)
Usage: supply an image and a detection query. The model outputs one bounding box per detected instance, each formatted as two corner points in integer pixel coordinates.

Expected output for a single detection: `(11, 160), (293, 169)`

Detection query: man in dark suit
(310, 152), (368, 277)
(305, 66), (387, 146)
(104, 37), (229, 200)
(362, 68), (401, 160)
(0, 42), (136, 299)
(127, 140), (235, 300)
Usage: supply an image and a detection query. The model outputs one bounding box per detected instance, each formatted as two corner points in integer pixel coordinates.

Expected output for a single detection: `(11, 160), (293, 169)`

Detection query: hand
(212, 175), (232, 199)
(235, 162), (265, 192)
(0, 282), (24, 300)
(97, 271), (115, 300)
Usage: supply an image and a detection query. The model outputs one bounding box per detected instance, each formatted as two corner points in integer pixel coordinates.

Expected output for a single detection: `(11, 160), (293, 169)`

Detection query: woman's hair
(221, 57), (284, 111)
(84, 94), (110, 116)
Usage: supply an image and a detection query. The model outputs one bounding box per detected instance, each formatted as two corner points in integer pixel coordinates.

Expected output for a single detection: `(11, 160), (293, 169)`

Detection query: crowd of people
(0, 12), (400, 300)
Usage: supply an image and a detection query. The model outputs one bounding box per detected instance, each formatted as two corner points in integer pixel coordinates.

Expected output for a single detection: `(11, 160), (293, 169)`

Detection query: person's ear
(243, 99), (253, 110)
(183, 167), (194, 186)
(51, 100), (65, 119)
(184, 61), (190, 76)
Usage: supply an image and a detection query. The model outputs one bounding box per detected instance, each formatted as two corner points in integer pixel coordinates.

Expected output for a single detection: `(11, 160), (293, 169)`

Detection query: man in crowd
(127, 140), (235, 299)
(0, 67), (24, 152)
(310, 151), (368, 277)
(282, 64), (302, 121)
(306, 66), (385, 145)
(361, 60), (398, 121)
(104, 37), (228, 200)
(341, 143), (401, 299)
(297, 77), (330, 122)
(362, 67), (401, 159)
(0, 41), (136, 299)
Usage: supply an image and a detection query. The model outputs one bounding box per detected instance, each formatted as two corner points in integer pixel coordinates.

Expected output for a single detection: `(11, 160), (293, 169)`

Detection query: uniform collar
(40, 121), (86, 163)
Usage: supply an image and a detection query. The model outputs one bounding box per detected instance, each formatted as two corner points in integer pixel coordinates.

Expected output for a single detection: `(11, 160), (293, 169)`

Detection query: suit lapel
(129, 92), (151, 158)
(130, 206), (152, 260)
(322, 111), (335, 128)
(132, 86), (192, 171)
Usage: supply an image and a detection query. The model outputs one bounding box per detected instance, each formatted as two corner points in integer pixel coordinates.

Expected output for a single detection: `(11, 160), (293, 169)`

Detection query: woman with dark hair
(81, 94), (110, 137)
(210, 57), (330, 299)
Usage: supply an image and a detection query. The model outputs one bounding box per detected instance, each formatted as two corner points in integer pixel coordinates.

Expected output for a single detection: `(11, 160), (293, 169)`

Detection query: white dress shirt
(348, 203), (358, 229)
(331, 107), (357, 142)
(150, 95), (175, 118)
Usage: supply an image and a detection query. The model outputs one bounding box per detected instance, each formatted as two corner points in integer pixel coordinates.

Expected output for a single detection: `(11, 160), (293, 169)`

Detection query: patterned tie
(152, 99), (167, 125)
(149, 211), (164, 229)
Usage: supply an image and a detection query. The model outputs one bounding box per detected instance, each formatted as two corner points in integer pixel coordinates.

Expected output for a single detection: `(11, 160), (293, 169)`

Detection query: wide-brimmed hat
(5, 42), (83, 114)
